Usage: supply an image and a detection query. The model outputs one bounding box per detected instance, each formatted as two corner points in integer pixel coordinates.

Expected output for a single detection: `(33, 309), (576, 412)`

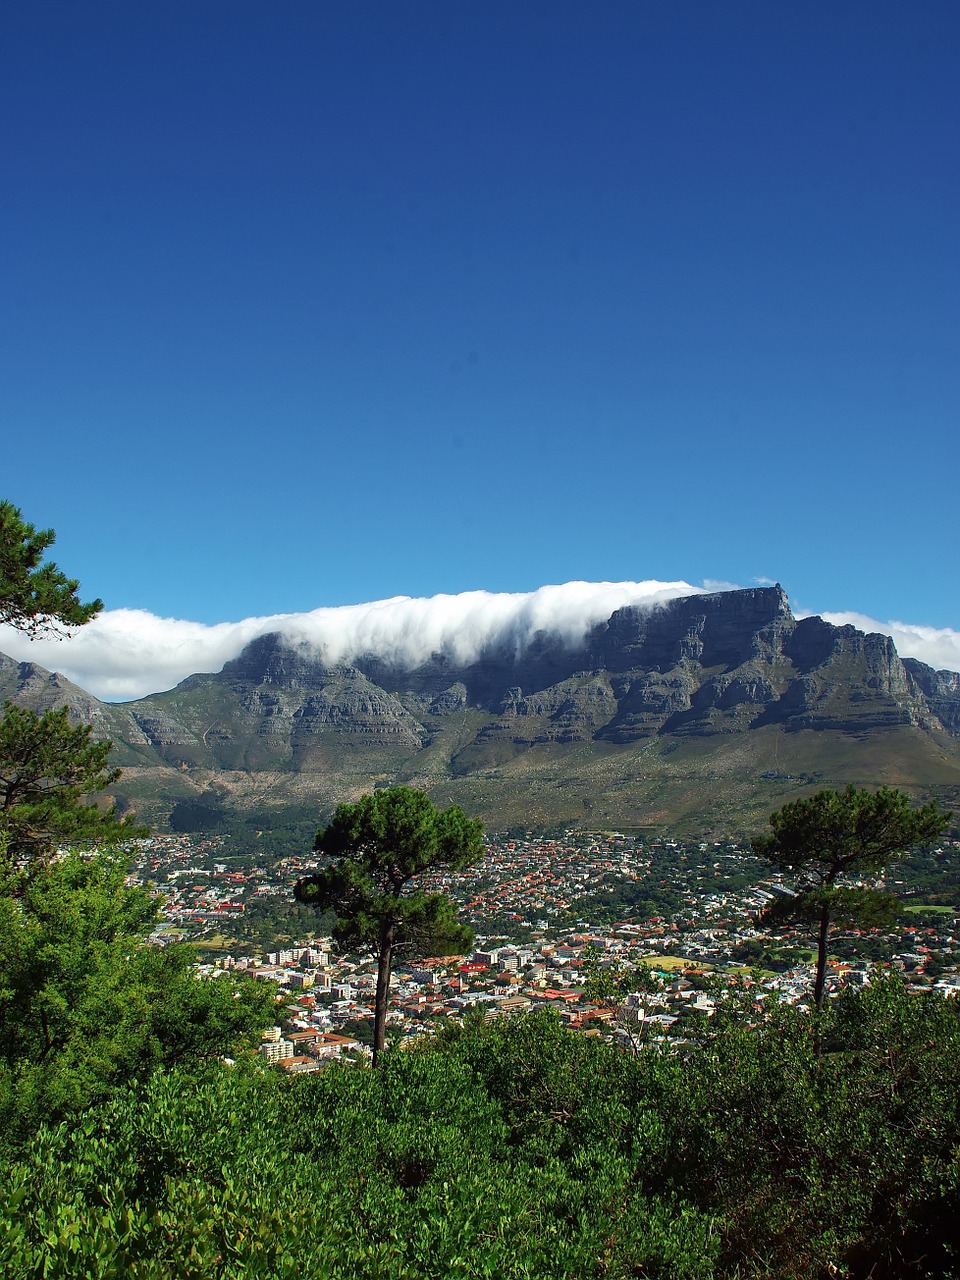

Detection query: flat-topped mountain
(3, 587), (959, 834)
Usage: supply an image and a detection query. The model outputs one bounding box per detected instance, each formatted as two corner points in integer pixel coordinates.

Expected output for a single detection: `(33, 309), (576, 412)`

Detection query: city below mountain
(3, 586), (959, 835)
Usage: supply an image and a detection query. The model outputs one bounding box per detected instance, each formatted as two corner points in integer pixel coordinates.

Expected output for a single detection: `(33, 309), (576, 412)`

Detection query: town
(127, 827), (960, 1070)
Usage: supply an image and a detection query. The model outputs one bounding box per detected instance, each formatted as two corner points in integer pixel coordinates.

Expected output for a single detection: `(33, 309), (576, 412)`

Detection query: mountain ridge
(3, 587), (959, 834)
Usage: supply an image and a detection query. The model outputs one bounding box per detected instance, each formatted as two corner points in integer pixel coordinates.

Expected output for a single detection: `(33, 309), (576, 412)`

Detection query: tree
(0, 501), (276, 1148)
(0, 703), (143, 865)
(0, 500), (131, 865)
(0, 842), (276, 1136)
(752, 786), (951, 1009)
(0, 499), (101, 636)
(295, 786), (483, 1065)
(581, 942), (667, 1053)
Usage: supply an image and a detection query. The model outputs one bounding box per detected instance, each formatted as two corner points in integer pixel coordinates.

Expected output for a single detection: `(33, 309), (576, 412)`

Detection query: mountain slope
(3, 587), (959, 834)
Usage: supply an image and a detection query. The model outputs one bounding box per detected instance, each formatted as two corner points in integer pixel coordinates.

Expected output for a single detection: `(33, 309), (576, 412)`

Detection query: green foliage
(301, 785), (483, 960)
(1, 981), (960, 1277)
(0, 498), (102, 636)
(221, 891), (334, 951)
(0, 496), (142, 865)
(761, 884), (901, 931)
(655, 976), (960, 1278)
(296, 786), (483, 1063)
(573, 840), (766, 926)
(753, 786), (950, 881)
(168, 791), (227, 832)
(581, 942), (666, 1050)
(896, 841), (960, 908)
(753, 786), (951, 1006)
(308, 786), (483, 899)
(0, 1030), (717, 1280)
(0, 702), (145, 862)
(340, 1017), (375, 1047)
(0, 848), (276, 1138)
(300, 855), (474, 958)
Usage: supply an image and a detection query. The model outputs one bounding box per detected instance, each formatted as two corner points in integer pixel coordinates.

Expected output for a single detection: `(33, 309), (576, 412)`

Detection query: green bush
(1, 977), (959, 1278)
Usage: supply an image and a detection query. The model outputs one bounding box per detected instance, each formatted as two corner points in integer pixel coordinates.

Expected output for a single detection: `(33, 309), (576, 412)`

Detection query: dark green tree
(0, 499), (102, 636)
(0, 845), (276, 1136)
(0, 501), (278, 1154)
(295, 786), (483, 1065)
(0, 703), (143, 865)
(752, 786), (951, 1009)
(0, 501), (132, 866)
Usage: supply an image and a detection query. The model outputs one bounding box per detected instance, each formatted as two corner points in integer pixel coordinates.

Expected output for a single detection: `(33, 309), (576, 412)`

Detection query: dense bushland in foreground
(1, 980), (959, 1280)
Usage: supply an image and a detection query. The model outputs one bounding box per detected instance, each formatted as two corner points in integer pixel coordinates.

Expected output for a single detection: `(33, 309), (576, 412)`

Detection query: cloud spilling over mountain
(1, 580), (958, 702)
(0, 580), (704, 701)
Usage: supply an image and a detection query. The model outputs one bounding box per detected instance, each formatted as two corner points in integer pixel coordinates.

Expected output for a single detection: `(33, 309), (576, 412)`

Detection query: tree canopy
(0, 501), (138, 865)
(3, 976), (960, 1278)
(0, 703), (143, 865)
(295, 786), (484, 1064)
(752, 785), (951, 1008)
(0, 843), (276, 1137)
(0, 499), (102, 636)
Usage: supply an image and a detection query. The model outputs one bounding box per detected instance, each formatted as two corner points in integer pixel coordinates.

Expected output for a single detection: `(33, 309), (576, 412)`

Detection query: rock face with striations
(904, 659), (960, 737)
(120, 632), (426, 772)
(354, 586), (939, 746)
(2, 586), (959, 829)
(0, 652), (153, 750)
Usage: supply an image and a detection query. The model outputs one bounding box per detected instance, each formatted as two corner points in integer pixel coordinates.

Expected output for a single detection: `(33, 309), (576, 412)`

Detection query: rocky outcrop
(904, 659), (960, 738)
(583, 585), (795, 673)
(428, 683), (469, 715)
(479, 674), (617, 746)
(0, 653), (154, 752)
(124, 634), (426, 770)
(2, 587), (958, 823)
(390, 586), (935, 744)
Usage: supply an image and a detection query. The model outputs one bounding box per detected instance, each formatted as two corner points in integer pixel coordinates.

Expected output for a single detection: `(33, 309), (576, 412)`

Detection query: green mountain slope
(3, 588), (959, 834)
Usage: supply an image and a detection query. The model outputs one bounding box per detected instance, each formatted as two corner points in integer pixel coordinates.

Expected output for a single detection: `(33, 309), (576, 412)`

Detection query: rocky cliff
(904, 659), (960, 736)
(3, 587), (959, 832)
(357, 586), (942, 746)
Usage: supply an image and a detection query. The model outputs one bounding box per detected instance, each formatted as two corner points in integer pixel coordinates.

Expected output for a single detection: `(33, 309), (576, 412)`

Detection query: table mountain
(3, 587), (959, 834)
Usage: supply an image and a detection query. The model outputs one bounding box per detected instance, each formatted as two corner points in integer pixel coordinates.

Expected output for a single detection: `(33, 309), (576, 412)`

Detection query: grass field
(640, 953), (713, 973)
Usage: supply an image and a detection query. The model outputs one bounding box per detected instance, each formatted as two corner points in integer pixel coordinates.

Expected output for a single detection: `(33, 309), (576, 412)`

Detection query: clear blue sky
(3, 1), (958, 631)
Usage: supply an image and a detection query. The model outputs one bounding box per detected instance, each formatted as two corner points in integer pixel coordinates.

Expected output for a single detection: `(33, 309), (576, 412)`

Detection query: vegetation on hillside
(1, 982), (959, 1279)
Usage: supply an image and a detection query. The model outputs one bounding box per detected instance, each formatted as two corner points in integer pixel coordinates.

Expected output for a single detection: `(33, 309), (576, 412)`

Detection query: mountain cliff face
(0, 652), (153, 752)
(123, 635), (426, 772)
(904, 659), (960, 737)
(3, 587), (959, 832)
(361, 587), (941, 747)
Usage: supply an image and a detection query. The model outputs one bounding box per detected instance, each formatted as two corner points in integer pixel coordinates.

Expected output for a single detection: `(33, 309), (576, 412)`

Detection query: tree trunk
(814, 902), (831, 1012)
(372, 921), (394, 1068)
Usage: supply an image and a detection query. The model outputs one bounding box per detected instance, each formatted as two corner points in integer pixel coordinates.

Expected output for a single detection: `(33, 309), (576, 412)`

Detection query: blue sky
(2, 1), (958, 692)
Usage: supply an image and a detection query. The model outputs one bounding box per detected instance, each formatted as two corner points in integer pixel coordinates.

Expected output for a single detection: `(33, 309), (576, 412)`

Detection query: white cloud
(2, 583), (956, 703)
(0, 608), (285, 702)
(0, 579), (705, 701)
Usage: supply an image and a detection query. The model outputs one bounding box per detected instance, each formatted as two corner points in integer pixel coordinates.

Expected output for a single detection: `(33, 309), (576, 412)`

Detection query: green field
(640, 953), (713, 972)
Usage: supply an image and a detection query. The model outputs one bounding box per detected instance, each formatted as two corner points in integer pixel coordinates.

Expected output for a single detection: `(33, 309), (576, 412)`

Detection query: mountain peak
(2, 585), (958, 832)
